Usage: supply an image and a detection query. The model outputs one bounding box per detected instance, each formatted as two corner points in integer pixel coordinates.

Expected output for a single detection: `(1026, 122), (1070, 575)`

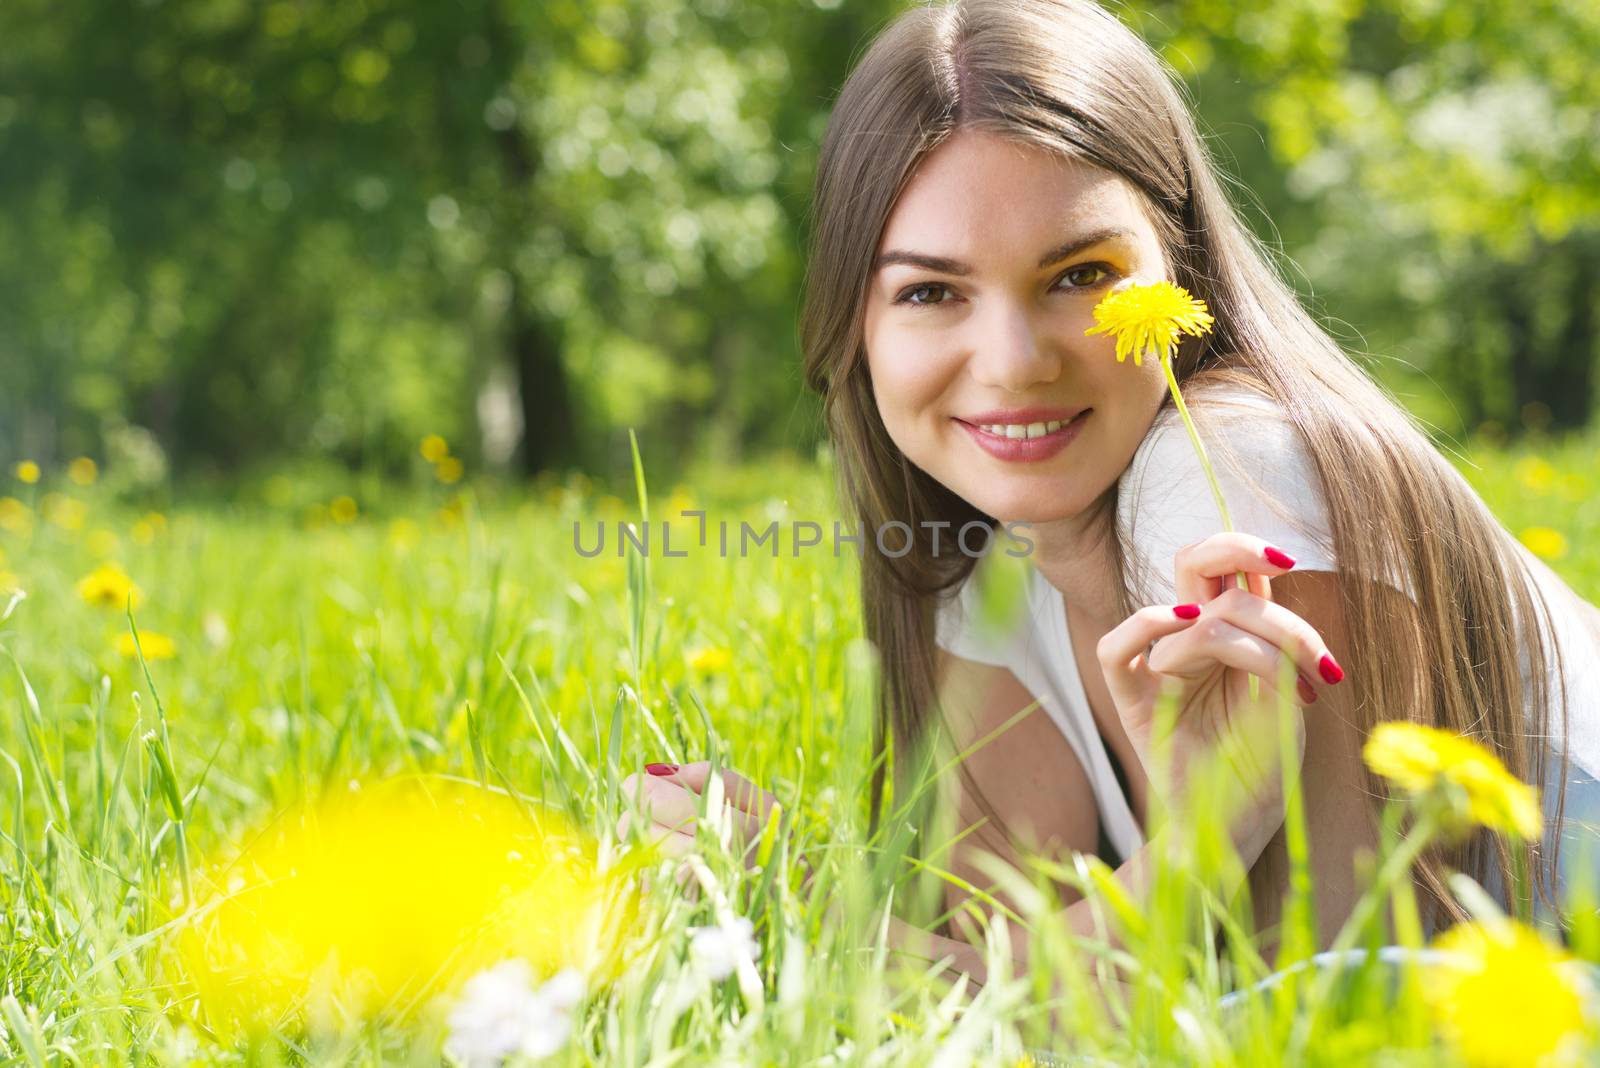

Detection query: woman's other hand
(613, 761), (796, 894)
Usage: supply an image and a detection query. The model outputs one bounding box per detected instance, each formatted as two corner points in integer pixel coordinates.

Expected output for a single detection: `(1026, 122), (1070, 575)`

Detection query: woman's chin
(965, 489), (1086, 527)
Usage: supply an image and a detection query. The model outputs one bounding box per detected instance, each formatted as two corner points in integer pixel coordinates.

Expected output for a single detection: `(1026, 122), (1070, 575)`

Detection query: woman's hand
(1096, 533), (1345, 863)
(613, 762), (808, 895)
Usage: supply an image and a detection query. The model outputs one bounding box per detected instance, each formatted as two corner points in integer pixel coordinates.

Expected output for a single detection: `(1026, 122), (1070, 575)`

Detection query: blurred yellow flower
(1515, 457), (1556, 493)
(0, 497), (30, 532)
(420, 434), (450, 463)
(387, 517), (421, 553)
(0, 571), (20, 593)
(437, 494), (466, 528)
(1084, 279), (1216, 366)
(78, 562), (143, 610)
(1427, 919), (1592, 1068)
(688, 646), (733, 674)
(1363, 722), (1542, 839)
(131, 519), (156, 545)
(1519, 526), (1568, 561)
(14, 460), (40, 484)
(177, 778), (635, 1041)
(87, 528), (120, 558)
(42, 493), (87, 531)
(116, 630), (176, 660)
(435, 456), (465, 484)
(67, 456), (98, 486)
(665, 487), (697, 516)
(329, 495), (359, 524)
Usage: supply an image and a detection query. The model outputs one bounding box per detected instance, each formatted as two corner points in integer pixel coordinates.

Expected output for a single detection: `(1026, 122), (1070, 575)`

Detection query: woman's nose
(965, 303), (1062, 392)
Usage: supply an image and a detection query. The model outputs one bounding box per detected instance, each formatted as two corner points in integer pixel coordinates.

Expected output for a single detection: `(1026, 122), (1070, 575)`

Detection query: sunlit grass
(0, 429), (1597, 1065)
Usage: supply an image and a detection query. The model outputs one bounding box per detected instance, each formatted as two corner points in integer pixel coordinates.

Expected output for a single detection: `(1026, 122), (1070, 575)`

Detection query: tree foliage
(0, 0), (1593, 480)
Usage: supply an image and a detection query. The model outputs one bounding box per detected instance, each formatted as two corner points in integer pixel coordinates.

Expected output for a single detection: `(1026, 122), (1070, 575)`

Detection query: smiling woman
(790, 0), (1600, 954)
(606, 0), (1600, 1006)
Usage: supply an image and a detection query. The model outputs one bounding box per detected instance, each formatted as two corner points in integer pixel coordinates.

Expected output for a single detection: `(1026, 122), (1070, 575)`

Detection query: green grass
(0, 429), (1597, 1066)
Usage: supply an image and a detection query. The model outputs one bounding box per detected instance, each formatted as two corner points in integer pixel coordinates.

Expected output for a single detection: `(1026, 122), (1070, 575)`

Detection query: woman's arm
(934, 651), (1101, 926)
(1249, 568), (1383, 950)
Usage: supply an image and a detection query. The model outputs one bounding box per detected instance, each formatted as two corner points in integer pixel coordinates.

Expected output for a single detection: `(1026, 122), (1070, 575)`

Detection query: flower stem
(1158, 345), (1257, 699)
(1158, 348), (1234, 535)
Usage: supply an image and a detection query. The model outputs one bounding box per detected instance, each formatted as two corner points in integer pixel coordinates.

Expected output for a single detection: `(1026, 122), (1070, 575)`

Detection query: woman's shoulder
(1116, 378), (1338, 601)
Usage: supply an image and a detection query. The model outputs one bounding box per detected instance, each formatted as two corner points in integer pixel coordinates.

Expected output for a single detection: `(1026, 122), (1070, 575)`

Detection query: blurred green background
(1, 0), (1596, 489)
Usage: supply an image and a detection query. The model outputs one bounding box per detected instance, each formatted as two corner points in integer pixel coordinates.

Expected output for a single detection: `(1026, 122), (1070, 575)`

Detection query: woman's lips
(954, 409), (1091, 463)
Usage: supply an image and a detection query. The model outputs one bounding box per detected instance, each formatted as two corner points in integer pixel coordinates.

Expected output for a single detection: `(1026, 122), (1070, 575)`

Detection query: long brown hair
(798, 0), (1574, 932)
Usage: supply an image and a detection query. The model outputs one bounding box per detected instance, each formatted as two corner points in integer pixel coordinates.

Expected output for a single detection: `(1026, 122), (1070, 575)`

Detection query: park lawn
(0, 430), (1596, 1065)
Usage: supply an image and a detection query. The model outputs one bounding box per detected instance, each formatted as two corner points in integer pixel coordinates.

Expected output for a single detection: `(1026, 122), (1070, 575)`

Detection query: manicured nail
(1318, 653), (1345, 685)
(1173, 603), (1202, 619)
(1297, 673), (1318, 704)
(645, 763), (679, 776)
(1264, 546), (1297, 569)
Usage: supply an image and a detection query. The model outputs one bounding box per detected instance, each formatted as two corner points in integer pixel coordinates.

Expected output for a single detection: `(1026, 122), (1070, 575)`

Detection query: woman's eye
(892, 263), (1115, 308)
(1058, 263), (1114, 290)
(895, 283), (951, 307)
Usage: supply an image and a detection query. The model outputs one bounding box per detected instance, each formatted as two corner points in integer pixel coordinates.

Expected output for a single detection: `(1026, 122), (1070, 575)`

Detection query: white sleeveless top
(934, 386), (1600, 868)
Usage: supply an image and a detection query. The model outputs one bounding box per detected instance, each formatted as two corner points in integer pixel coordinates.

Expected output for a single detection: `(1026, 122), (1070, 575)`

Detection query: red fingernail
(645, 763), (679, 776)
(1318, 653), (1344, 685)
(1297, 673), (1318, 704)
(1173, 603), (1201, 619)
(1264, 546), (1297, 569)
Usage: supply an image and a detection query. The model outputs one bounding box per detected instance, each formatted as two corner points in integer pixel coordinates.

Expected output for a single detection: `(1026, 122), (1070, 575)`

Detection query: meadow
(1, 426), (1597, 1066)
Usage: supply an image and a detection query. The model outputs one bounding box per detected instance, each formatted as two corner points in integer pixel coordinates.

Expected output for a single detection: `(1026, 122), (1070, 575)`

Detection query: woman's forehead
(878, 130), (1149, 256)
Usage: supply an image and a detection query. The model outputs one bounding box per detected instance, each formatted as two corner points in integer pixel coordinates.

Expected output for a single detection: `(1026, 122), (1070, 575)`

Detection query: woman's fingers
(1171, 532), (1297, 606)
(615, 810), (698, 855)
(618, 772), (700, 836)
(1145, 615), (1291, 702)
(1210, 585), (1337, 687)
(658, 762), (778, 829)
(622, 764), (768, 844)
(1096, 603), (1209, 710)
(1149, 586), (1338, 697)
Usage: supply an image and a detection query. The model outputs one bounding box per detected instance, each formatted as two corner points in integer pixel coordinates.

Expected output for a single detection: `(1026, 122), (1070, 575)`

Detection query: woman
(615, 0), (1600, 983)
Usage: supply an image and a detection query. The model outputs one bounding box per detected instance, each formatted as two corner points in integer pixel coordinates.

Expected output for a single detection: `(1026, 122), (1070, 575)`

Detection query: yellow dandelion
(0, 571), (20, 593)
(387, 517), (421, 553)
(77, 562), (143, 610)
(688, 646), (733, 674)
(42, 493), (87, 531)
(176, 778), (635, 1041)
(14, 460), (40, 484)
(131, 519), (156, 545)
(1427, 920), (1592, 1068)
(329, 495), (359, 524)
(419, 434), (450, 464)
(665, 487), (697, 516)
(87, 528), (120, 558)
(1363, 722), (1542, 839)
(1515, 457), (1556, 493)
(1085, 279), (1255, 692)
(435, 456), (464, 484)
(67, 456), (98, 486)
(1084, 279), (1216, 367)
(0, 497), (30, 532)
(116, 630), (176, 660)
(1519, 526), (1568, 561)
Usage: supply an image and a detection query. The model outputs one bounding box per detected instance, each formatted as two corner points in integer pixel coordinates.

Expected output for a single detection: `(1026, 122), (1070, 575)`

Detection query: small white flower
(687, 915), (759, 983)
(444, 960), (584, 1067)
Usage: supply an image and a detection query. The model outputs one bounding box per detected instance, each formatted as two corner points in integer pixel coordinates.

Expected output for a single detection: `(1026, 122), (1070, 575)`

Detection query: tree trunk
(508, 274), (576, 475)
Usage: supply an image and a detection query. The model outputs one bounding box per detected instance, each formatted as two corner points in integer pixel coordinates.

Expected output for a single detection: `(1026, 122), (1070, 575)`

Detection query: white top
(934, 386), (1600, 866)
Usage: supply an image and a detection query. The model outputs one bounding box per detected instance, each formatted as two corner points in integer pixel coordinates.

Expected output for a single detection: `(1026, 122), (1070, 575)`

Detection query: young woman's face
(862, 128), (1172, 525)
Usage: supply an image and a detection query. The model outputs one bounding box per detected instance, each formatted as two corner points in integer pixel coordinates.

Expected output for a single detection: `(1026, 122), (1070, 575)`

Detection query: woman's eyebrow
(872, 226), (1137, 276)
